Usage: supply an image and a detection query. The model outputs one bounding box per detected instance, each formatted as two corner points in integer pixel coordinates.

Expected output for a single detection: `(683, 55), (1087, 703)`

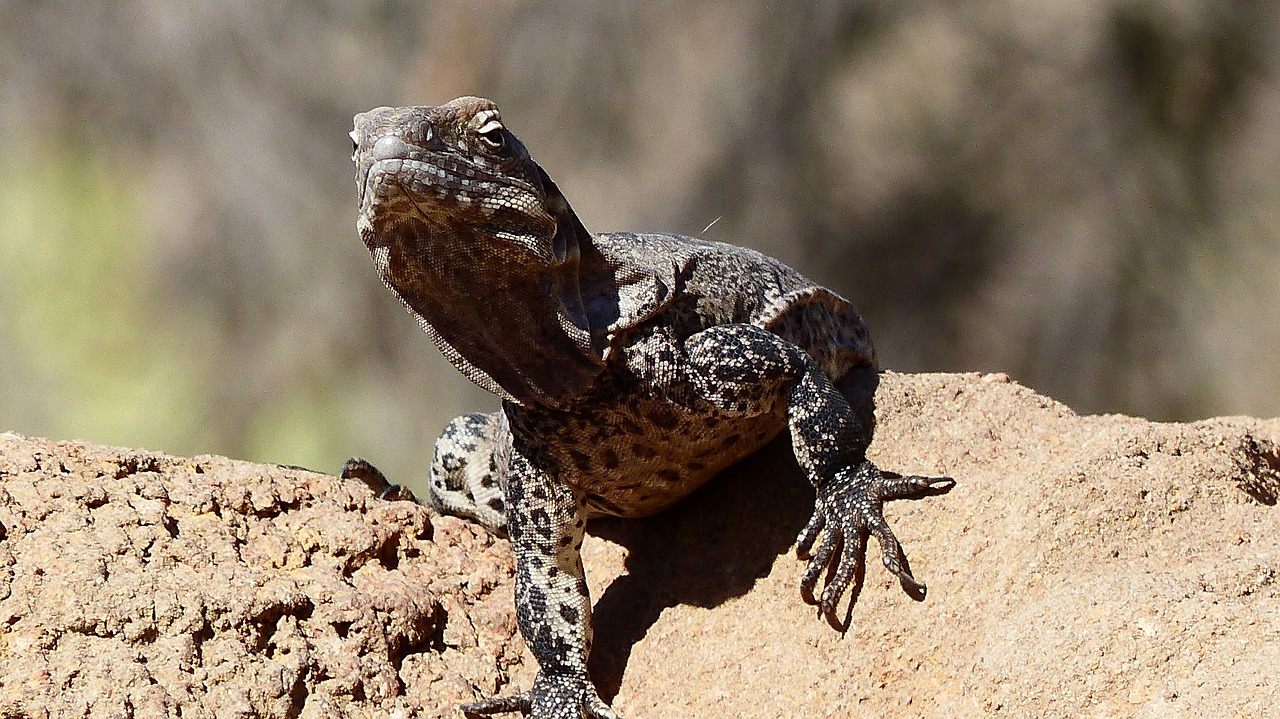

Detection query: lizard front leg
(681, 324), (953, 623)
(786, 362), (954, 619)
(463, 432), (616, 719)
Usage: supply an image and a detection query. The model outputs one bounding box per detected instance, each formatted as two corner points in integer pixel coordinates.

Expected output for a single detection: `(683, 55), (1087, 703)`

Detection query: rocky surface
(1, 372), (1277, 718)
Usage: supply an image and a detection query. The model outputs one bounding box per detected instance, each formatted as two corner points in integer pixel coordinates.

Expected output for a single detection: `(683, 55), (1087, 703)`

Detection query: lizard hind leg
(428, 411), (509, 535)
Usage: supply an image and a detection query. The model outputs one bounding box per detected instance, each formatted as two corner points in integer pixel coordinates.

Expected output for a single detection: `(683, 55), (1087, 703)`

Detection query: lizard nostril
(372, 135), (412, 161)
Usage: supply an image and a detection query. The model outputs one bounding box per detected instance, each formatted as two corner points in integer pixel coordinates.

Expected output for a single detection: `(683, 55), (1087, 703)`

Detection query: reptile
(344, 96), (954, 718)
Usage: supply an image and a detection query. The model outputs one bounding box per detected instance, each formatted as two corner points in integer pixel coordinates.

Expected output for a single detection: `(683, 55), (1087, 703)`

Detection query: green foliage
(0, 145), (215, 453)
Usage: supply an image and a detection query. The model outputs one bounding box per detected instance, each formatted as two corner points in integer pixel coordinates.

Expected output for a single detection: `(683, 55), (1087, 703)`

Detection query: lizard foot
(796, 460), (953, 624)
(340, 457), (419, 502)
(462, 672), (617, 719)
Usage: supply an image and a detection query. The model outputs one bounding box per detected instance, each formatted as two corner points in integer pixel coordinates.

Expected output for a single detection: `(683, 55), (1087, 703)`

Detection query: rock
(1, 371), (1278, 717)
(0, 435), (520, 718)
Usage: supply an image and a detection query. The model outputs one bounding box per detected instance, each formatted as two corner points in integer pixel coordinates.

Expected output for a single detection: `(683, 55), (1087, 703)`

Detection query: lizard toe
(340, 457), (418, 502)
(798, 514), (838, 605)
(799, 460), (953, 621)
(462, 691), (531, 717)
(463, 672), (617, 719)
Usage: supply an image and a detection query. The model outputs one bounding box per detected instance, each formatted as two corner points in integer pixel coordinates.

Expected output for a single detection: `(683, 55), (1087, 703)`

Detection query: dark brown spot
(568, 450), (592, 472)
(686, 461), (706, 472)
(602, 449), (619, 469)
(644, 406), (680, 430)
(657, 469), (681, 484)
(632, 443), (657, 459)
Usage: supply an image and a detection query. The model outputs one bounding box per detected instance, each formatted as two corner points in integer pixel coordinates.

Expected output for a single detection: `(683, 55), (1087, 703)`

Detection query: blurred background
(2, 0), (1278, 487)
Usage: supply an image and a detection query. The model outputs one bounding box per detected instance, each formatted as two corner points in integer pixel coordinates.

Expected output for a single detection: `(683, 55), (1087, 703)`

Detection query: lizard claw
(340, 457), (419, 502)
(463, 672), (617, 719)
(796, 461), (953, 625)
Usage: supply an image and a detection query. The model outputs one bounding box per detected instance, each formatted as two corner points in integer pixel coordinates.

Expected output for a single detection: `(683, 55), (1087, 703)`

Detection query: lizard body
(346, 97), (952, 718)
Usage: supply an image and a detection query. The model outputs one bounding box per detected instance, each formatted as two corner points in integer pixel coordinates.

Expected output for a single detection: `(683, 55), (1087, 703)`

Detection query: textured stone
(2, 371), (1278, 717)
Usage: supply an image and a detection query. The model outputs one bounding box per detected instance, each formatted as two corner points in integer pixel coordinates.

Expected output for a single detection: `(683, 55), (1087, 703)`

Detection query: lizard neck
(364, 194), (607, 408)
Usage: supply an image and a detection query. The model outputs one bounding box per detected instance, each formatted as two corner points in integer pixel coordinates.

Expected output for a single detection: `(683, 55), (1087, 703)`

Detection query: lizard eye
(476, 119), (506, 153)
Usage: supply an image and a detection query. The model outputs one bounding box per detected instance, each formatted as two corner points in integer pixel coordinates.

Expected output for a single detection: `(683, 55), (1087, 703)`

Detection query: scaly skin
(346, 97), (953, 718)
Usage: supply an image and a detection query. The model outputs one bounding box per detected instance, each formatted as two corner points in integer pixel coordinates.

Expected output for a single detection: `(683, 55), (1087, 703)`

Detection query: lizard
(344, 96), (954, 719)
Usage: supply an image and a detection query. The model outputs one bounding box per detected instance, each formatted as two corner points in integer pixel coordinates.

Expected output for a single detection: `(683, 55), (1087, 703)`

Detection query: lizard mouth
(358, 156), (559, 266)
(360, 151), (553, 252)
(359, 156), (446, 230)
(355, 129), (432, 219)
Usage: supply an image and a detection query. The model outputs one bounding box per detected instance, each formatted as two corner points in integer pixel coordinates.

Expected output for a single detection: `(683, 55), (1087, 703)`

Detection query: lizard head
(351, 97), (604, 407)
(352, 97), (575, 262)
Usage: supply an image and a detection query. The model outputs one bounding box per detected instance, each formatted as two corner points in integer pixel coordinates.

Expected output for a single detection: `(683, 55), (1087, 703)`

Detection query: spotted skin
(345, 97), (954, 719)
(430, 412), (508, 532)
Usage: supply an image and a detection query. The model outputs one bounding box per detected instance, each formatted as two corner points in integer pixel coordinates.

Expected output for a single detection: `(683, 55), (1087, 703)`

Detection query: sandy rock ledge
(1, 372), (1278, 718)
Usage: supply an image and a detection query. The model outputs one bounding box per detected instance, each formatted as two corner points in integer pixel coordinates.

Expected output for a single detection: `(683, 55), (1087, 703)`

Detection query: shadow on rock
(585, 434), (813, 702)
